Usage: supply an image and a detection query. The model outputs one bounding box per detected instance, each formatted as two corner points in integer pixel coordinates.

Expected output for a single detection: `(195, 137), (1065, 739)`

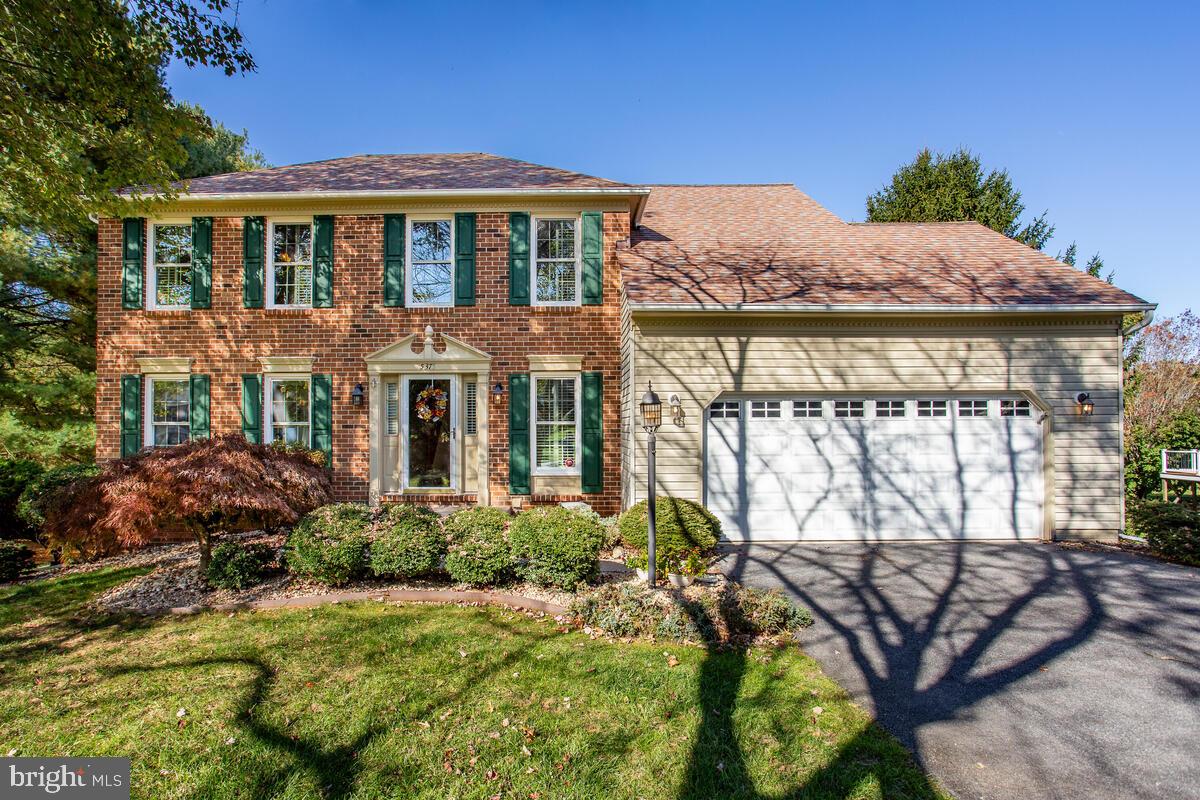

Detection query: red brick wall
(96, 211), (628, 515)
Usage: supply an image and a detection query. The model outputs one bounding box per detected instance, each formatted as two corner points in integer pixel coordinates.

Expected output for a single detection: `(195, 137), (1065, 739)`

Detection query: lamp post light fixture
(350, 383), (365, 408)
(1075, 392), (1095, 416)
(639, 381), (663, 585)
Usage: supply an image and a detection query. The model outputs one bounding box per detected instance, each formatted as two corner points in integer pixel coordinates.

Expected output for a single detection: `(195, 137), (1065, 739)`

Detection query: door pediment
(365, 327), (491, 374)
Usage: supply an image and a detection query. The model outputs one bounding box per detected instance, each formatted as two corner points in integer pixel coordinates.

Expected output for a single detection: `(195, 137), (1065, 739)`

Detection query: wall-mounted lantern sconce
(669, 393), (685, 427)
(492, 381), (505, 401)
(350, 383), (365, 407)
(1075, 392), (1094, 416)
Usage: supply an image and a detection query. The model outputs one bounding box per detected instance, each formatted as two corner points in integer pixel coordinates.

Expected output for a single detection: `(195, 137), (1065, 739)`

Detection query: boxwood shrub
(0, 541), (35, 582)
(207, 541), (276, 589)
(370, 504), (445, 579)
(443, 506), (511, 586)
(618, 497), (722, 559)
(509, 506), (604, 590)
(285, 503), (372, 586)
(1128, 499), (1200, 566)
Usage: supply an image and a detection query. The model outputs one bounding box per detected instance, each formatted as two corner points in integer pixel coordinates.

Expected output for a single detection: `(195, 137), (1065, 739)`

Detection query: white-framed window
(834, 400), (865, 418)
(875, 400), (906, 418)
(532, 374), (580, 475)
(917, 399), (949, 417)
(385, 381), (399, 435)
(144, 376), (190, 447)
(267, 219), (313, 308)
(708, 400), (740, 419)
(532, 216), (580, 306)
(750, 400), (782, 418)
(1000, 399), (1032, 417)
(408, 217), (454, 306)
(793, 400), (823, 418)
(958, 399), (989, 418)
(147, 222), (192, 309)
(265, 375), (311, 445)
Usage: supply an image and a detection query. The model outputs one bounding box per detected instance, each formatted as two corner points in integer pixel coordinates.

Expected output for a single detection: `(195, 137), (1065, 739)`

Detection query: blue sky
(166, 1), (1199, 317)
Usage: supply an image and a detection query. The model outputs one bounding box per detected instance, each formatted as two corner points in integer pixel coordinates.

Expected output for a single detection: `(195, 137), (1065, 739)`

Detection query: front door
(402, 375), (455, 490)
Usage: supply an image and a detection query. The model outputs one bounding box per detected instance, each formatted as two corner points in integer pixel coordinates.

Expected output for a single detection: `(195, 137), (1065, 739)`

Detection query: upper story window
(408, 218), (453, 306)
(533, 217), (579, 305)
(533, 374), (579, 475)
(148, 222), (192, 309)
(144, 377), (190, 446)
(268, 220), (313, 308)
(267, 376), (311, 445)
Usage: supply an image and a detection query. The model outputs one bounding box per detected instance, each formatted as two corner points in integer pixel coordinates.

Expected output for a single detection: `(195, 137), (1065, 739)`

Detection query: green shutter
(190, 217), (212, 309)
(383, 213), (406, 307)
(581, 372), (603, 493)
(311, 374), (333, 467)
(241, 374), (262, 443)
(313, 216), (334, 308)
(508, 373), (530, 495)
(189, 374), (211, 440)
(509, 212), (530, 306)
(243, 217), (264, 308)
(120, 374), (141, 457)
(454, 212), (476, 306)
(581, 211), (603, 305)
(122, 218), (144, 309)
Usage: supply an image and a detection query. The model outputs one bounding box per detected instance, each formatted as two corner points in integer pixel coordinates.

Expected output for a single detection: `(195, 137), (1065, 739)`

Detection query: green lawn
(0, 569), (947, 799)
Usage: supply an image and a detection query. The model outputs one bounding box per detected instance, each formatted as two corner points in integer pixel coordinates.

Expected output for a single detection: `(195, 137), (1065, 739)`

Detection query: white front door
(704, 396), (1044, 542)
(401, 375), (456, 491)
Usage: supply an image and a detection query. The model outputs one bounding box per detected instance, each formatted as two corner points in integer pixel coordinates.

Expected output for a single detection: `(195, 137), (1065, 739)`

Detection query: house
(98, 153), (1153, 542)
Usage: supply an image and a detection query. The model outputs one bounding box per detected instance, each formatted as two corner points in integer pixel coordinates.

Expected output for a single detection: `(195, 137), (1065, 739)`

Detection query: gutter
(628, 301), (1157, 314)
(1123, 307), (1156, 336)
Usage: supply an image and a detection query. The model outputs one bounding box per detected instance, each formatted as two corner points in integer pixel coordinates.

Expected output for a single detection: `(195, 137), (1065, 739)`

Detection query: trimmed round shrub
(0, 459), (43, 540)
(509, 506), (604, 590)
(618, 498), (722, 559)
(443, 506), (511, 586)
(370, 504), (445, 579)
(206, 541), (276, 589)
(0, 541), (35, 582)
(285, 503), (372, 586)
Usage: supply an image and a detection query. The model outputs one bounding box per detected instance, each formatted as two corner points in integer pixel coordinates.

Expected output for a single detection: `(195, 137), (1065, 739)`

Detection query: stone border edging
(166, 588), (568, 617)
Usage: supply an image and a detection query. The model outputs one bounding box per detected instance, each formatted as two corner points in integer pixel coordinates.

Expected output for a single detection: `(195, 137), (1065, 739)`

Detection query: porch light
(1075, 392), (1094, 416)
(669, 393), (684, 427)
(492, 381), (505, 398)
(640, 382), (662, 432)
(350, 383), (365, 407)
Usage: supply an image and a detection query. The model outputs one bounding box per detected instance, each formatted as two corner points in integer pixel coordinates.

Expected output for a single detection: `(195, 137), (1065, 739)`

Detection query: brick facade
(96, 210), (628, 516)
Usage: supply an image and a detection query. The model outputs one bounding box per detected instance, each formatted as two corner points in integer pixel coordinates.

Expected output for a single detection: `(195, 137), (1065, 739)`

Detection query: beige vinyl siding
(629, 314), (1126, 540)
(620, 293), (637, 508)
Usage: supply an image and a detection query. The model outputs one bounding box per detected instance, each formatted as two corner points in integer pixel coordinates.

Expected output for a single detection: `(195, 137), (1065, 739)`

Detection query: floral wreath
(415, 385), (448, 422)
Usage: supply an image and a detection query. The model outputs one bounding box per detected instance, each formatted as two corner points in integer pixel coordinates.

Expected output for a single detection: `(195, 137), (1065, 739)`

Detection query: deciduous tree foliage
(55, 436), (332, 573)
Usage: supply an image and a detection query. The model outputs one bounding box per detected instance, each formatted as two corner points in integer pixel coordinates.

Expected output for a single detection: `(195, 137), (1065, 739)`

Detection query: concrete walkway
(722, 542), (1200, 800)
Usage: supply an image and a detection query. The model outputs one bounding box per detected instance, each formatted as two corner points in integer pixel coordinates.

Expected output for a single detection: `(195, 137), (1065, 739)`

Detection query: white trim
(263, 374), (312, 447)
(136, 356), (193, 375)
(146, 220), (193, 311)
(265, 218), (314, 309)
(259, 355), (315, 374)
(136, 187), (651, 202)
(531, 372), (581, 477)
(406, 215), (455, 308)
(628, 302), (1156, 314)
(531, 214), (582, 307)
(400, 374), (458, 491)
(143, 375), (191, 447)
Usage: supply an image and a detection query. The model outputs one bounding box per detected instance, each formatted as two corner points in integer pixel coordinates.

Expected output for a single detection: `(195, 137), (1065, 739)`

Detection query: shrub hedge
(1127, 499), (1200, 566)
(0, 541), (35, 582)
(370, 504), (446, 579)
(16, 464), (101, 535)
(618, 498), (722, 558)
(207, 541), (276, 589)
(509, 506), (604, 590)
(443, 506), (511, 586)
(0, 459), (42, 540)
(285, 503), (372, 585)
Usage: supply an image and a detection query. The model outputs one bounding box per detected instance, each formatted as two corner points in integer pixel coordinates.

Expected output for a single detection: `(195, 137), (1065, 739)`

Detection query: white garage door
(705, 397), (1044, 542)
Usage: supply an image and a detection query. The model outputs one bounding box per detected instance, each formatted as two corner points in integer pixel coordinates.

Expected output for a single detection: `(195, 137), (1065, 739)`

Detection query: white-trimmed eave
(118, 186), (652, 203)
(627, 301), (1156, 314)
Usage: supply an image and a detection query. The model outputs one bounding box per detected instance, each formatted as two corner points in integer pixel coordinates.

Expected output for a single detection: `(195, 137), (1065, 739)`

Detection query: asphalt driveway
(721, 542), (1200, 800)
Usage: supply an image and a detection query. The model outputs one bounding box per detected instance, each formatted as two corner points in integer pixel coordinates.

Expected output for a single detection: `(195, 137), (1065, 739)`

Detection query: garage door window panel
(958, 399), (989, 417)
(834, 400), (865, 418)
(918, 399), (948, 417)
(793, 400), (822, 418)
(876, 400), (906, 418)
(1000, 399), (1032, 417)
(750, 400), (781, 418)
(709, 401), (740, 419)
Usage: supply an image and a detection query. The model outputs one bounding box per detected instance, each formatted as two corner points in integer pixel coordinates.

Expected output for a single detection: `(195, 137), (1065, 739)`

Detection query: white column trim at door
(368, 375), (381, 506)
(478, 374), (490, 506)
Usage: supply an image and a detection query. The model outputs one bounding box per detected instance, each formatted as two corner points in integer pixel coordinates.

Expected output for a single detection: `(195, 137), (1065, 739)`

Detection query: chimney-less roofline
(628, 301), (1156, 314)
(119, 186), (651, 202)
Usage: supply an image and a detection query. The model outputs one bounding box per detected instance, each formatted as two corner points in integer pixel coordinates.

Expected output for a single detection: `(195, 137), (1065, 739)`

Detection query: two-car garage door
(704, 396), (1044, 542)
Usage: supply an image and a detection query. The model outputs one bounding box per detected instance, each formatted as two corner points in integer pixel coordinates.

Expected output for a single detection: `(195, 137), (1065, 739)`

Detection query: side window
(958, 399), (989, 418)
(1000, 399), (1032, 417)
(793, 400), (822, 418)
(385, 381), (399, 435)
(875, 400), (906, 418)
(148, 223), (192, 309)
(750, 400), (781, 418)
(917, 399), (948, 417)
(533, 217), (579, 305)
(409, 218), (453, 306)
(834, 400), (865, 418)
(145, 377), (190, 446)
(268, 221), (313, 307)
(708, 401), (740, 419)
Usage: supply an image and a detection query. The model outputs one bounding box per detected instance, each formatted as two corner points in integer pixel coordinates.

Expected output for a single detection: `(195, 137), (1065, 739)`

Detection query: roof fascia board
(119, 186), (651, 203)
(628, 302), (1156, 314)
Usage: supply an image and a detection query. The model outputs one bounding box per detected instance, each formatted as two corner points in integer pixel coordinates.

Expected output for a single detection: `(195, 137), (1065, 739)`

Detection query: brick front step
(381, 493), (478, 505)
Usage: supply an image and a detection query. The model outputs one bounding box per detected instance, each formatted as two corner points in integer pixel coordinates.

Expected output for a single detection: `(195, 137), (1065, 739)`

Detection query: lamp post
(639, 381), (663, 585)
